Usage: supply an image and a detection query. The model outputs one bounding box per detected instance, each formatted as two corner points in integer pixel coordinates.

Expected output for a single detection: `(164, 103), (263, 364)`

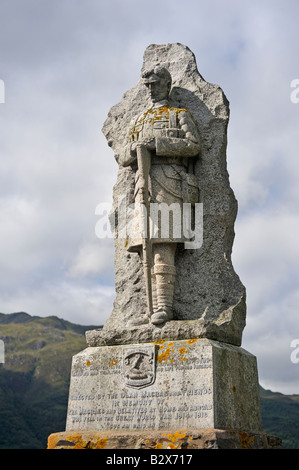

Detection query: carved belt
(151, 156), (187, 167)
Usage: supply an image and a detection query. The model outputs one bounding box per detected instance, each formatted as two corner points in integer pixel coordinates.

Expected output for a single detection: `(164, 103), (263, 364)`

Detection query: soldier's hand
(144, 138), (156, 151)
(132, 138), (156, 152)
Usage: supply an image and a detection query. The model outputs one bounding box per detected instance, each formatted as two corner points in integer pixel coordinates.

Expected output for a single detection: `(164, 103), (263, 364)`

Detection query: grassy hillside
(0, 312), (98, 449)
(0, 312), (298, 449)
(260, 387), (299, 449)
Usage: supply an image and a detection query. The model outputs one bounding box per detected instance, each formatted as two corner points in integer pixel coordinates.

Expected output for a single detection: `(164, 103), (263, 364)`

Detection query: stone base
(47, 429), (282, 449)
(64, 338), (263, 433)
(49, 338), (282, 451)
(85, 317), (244, 349)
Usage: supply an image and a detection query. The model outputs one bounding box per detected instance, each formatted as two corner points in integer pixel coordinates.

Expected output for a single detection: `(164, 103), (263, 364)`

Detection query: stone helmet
(142, 66), (172, 91)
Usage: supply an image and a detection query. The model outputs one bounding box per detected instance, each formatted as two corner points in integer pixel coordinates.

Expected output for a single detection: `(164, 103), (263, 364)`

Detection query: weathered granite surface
(92, 43), (246, 346)
(65, 338), (262, 434)
(48, 429), (282, 449)
(47, 46), (281, 451)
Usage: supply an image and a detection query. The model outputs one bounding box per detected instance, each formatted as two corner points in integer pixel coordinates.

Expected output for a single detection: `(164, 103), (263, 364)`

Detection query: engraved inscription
(67, 387), (213, 430)
(66, 341), (215, 432)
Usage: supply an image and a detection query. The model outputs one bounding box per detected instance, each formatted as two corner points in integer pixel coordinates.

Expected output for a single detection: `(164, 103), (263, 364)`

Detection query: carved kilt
(119, 105), (200, 250)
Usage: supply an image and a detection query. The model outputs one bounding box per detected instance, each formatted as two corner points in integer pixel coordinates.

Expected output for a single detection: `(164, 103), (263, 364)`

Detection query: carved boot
(151, 264), (175, 325)
(127, 315), (149, 326)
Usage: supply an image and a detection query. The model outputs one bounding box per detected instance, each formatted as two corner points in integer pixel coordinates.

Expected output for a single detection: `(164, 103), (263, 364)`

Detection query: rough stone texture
(47, 45), (281, 450)
(48, 429), (282, 449)
(96, 43), (246, 347)
(64, 339), (262, 434)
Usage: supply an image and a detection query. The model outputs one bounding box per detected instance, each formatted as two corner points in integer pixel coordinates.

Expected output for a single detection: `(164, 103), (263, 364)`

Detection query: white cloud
(0, 279), (114, 327)
(233, 208), (299, 394)
(67, 240), (114, 280)
(0, 0), (299, 394)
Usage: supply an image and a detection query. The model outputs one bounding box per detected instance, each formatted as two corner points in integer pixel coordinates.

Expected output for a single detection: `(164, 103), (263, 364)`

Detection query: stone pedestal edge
(47, 429), (282, 449)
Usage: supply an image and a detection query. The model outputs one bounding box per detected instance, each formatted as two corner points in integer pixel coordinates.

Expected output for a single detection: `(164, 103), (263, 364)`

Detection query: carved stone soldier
(119, 66), (201, 326)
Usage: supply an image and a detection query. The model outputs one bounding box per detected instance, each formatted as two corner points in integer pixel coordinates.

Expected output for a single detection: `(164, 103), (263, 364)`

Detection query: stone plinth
(47, 429), (282, 449)
(63, 338), (262, 435)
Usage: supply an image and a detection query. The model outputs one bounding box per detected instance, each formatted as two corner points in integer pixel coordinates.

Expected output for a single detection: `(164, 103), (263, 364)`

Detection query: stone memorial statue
(48, 44), (281, 450)
(89, 42), (247, 347)
(120, 65), (201, 327)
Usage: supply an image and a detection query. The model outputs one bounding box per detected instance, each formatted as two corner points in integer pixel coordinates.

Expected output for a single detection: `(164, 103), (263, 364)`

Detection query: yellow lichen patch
(237, 431), (254, 449)
(157, 347), (172, 363)
(154, 442), (163, 449)
(153, 339), (165, 345)
(110, 359), (117, 366)
(94, 437), (108, 449)
(162, 431), (187, 443)
(86, 360), (91, 367)
(47, 434), (60, 449)
(187, 339), (198, 345)
(167, 342), (174, 347)
(166, 442), (179, 449)
(153, 339), (167, 350)
(128, 106), (189, 142)
(70, 433), (86, 449)
(71, 433), (108, 450)
(179, 347), (188, 355)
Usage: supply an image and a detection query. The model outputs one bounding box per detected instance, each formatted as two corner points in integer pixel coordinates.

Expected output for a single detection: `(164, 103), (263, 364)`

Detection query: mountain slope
(260, 387), (299, 449)
(0, 312), (98, 449)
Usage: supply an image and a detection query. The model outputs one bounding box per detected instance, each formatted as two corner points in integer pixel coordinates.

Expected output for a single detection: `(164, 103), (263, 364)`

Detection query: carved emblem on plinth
(123, 345), (155, 389)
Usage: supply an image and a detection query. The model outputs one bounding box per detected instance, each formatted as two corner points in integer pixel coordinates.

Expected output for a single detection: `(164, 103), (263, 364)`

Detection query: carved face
(146, 78), (170, 104)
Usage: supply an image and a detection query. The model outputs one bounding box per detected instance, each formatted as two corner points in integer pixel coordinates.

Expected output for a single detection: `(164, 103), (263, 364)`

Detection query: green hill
(0, 312), (98, 449)
(0, 312), (298, 449)
(260, 386), (299, 449)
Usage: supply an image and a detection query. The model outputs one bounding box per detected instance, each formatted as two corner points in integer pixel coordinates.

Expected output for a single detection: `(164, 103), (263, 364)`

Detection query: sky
(0, 0), (299, 395)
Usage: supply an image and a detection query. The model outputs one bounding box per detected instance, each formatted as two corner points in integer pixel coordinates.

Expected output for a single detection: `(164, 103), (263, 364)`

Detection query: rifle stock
(136, 145), (153, 318)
